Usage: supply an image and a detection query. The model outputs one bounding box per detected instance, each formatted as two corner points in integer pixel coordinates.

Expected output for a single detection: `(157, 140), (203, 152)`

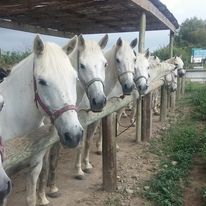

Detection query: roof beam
(0, 18), (75, 38)
(130, 0), (177, 32)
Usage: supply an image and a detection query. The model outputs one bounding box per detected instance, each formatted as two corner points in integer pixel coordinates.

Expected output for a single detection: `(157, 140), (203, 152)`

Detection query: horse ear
(145, 48), (150, 59)
(63, 35), (78, 55)
(154, 55), (157, 59)
(78, 34), (86, 51)
(116, 37), (123, 47)
(130, 38), (138, 48)
(174, 55), (177, 59)
(33, 35), (44, 55)
(179, 55), (182, 58)
(99, 34), (108, 49)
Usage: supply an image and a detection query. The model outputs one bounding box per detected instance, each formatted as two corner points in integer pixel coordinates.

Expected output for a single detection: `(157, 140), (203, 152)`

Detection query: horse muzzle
(122, 82), (134, 95)
(59, 128), (83, 148)
(0, 177), (12, 204)
(90, 95), (107, 112)
(177, 69), (186, 77)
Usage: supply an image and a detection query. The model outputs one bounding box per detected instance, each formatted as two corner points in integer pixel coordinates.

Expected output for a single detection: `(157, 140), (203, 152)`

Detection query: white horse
(165, 56), (185, 77)
(0, 35), (83, 206)
(37, 34), (109, 205)
(72, 37), (138, 178)
(0, 95), (12, 206)
(122, 49), (150, 124)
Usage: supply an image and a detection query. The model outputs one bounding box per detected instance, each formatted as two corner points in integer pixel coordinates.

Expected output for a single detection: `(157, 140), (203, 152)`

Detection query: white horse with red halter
(0, 35), (83, 206)
(37, 34), (109, 205)
(0, 95), (11, 206)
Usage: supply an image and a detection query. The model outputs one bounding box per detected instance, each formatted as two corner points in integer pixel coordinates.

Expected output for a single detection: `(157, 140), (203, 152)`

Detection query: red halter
(33, 62), (78, 123)
(0, 137), (5, 163)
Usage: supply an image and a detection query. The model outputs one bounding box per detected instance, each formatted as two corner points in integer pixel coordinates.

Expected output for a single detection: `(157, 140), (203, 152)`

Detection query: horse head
(33, 35), (83, 148)
(63, 34), (108, 112)
(114, 37), (137, 95)
(134, 49), (150, 95)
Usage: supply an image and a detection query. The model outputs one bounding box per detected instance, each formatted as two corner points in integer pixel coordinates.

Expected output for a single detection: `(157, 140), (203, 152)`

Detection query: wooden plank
(102, 113), (117, 192)
(141, 93), (152, 141)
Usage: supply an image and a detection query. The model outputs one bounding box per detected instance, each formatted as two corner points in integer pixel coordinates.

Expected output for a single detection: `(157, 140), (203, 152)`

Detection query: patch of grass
(0, 50), (30, 68)
(140, 82), (206, 206)
(104, 197), (121, 206)
(142, 122), (200, 206)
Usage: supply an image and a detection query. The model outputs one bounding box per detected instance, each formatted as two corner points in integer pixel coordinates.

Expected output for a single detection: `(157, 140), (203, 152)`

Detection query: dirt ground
(6, 108), (204, 206)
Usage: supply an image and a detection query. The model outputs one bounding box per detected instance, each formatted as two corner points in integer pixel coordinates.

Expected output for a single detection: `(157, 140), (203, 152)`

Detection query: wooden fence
(3, 76), (186, 192)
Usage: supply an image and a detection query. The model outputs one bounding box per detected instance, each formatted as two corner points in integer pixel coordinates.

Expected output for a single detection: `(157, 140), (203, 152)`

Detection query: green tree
(153, 17), (206, 68)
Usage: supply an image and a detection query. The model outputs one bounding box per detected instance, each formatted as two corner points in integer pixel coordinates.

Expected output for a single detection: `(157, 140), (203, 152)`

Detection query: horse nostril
(64, 132), (73, 144)
(7, 180), (12, 193)
(124, 84), (128, 90)
(104, 97), (107, 105)
(92, 98), (97, 106)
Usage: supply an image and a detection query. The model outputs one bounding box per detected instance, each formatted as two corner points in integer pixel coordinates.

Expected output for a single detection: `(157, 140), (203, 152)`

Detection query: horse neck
(149, 63), (171, 82)
(0, 54), (43, 140)
(104, 47), (119, 97)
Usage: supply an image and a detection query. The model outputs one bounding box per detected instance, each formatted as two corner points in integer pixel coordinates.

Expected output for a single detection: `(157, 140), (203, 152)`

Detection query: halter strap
(134, 75), (148, 84)
(118, 71), (134, 79)
(33, 62), (78, 123)
(0, 137), (5, 163)
(77, 50), (105, 95)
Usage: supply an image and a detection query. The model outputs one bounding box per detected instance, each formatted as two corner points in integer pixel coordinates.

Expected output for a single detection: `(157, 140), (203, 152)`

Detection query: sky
(0, 0), (206, 52)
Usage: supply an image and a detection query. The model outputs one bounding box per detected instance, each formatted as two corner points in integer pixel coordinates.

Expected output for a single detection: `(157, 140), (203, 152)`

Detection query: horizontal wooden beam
(131, 0), (177, 32)
(0, 19), (75, 38)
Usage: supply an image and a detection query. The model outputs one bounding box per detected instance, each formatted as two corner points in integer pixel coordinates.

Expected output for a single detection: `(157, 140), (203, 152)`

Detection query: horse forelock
(35, 42), (75, 77)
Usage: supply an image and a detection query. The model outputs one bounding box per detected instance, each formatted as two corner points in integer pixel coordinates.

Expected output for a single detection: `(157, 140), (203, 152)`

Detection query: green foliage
(176, 17), (206, 48)
(189, 83), (206, 120)
(104, 197), (121, 206)
(154, 17), (206, 69)
(0, 50), (30, 68)
(143, 123), (200, 206)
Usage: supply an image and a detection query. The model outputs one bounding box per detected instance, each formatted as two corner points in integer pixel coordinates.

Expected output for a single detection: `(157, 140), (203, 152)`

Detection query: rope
(116, 118), (136, 137)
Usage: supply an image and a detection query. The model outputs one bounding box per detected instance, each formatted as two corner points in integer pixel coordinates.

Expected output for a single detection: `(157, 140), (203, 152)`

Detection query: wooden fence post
(136, 98), (142, 143)
(171, 92), (176, 111)
(137, 12), (152, 141)
(141, 93), (152, 141)
(168, 31), (174, 110)
(102, 113), (117, 192)
(160, 84), (167, 122)
(181, 77), (185, 95)
(177, 77), (181, 100)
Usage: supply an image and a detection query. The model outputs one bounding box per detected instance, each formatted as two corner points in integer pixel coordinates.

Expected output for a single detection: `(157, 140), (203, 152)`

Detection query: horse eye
(116, 58), (120, 64)
(80, 64), (86, 69)
(104, 62), (108, 68)
(39, 79), (47, 86)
